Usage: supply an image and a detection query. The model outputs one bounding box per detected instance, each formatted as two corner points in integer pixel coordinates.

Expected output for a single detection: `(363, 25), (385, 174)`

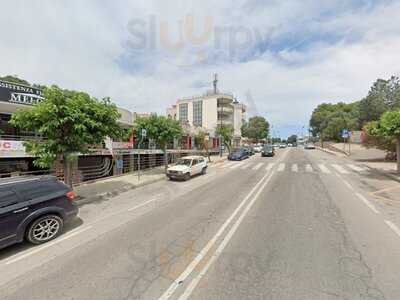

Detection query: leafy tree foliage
(310, 102), (359, 142)
(134, 115), (183, 171)
(287, 135), (297, 144)
(359, 77), (400, 125)
(367, 110), (400, 172)
(194, 128), (211, 162)
(215, 124), (234, 153)
(10, 85), (124, 187)
(0, 75), (31, 86)
(241, 116), (269, 141)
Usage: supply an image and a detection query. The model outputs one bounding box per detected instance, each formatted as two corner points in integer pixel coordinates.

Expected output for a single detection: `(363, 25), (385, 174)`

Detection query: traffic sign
(141, 129), (147, 137)
(341, 129), (349, 138)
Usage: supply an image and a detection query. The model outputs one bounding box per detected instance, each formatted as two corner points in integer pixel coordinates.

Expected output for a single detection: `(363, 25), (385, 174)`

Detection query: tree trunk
(163, 149), (168, 174)
(63, 154), (73, 189)
(396, 137), (400, 174)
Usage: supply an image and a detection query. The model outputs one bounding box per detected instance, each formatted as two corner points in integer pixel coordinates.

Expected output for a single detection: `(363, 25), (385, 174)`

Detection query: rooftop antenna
(213, 73), (218, 94)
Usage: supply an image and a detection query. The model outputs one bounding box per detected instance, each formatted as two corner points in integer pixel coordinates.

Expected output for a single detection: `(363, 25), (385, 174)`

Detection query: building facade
(167, 91), (247, 149)
(0, 79), (136, 178)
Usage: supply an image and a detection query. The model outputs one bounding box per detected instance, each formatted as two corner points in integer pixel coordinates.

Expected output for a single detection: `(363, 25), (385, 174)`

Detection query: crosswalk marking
(230, 162), (245, 169)
(331, 164), (350, 174)
(305, 164), (313, 172)
(318, 164), (331, 174)
(252, 163), (263, 170)
(266, 163), (275, 171)
(277, 163), (285, 172)
(291, 164), (298, 172)
(347, 164), (366, 172)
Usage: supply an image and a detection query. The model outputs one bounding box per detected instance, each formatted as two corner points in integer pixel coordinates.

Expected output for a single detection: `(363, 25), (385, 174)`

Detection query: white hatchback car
(167, 156), (208, 181)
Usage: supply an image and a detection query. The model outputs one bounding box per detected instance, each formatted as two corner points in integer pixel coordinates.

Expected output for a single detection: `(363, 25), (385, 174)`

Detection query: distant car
(253, 146), (262, 153)
(0, 176), (78, 250)
(287, 143), (293, 147)
(228, 149), (249, 161)
(279, 144), (287, 149)
(261, 145), (275, 157)
(304, 143), (316, 149)
(242, 146), (255, 156)
(167, 156), (207, 181)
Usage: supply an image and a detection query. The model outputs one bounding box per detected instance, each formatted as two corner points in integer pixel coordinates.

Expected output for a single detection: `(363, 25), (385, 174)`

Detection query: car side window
(0, 189), (20, 208)
(14, 180), (67, 201)
(192, 159), (198, 166)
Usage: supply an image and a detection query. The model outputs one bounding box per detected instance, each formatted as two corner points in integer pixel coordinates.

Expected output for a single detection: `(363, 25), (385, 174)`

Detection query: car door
(0, 187), (31, 245)
(191, 159), (200, 175)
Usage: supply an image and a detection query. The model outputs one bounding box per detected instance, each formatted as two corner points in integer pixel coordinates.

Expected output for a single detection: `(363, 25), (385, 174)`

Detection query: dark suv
(0, 176), (78, 250)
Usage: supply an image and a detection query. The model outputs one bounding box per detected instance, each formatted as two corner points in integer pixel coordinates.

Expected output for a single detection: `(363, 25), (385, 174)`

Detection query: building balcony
(217, 106), (234, 113)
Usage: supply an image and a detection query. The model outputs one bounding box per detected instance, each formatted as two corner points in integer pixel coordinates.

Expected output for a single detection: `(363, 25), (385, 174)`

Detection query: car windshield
(176, 159), (192, 166)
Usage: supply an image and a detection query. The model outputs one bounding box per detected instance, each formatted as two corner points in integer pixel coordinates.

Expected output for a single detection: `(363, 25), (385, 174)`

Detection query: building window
(179, 103), (188, 122)
(193, 100), (202, 127)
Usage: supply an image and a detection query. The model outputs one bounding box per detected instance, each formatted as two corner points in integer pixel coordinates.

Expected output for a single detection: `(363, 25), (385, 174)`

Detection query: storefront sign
(0, 140), (25, 151)
(0, 80), (44, 106)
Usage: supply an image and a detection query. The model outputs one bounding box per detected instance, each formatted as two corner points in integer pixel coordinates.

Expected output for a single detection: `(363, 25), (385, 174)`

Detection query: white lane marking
(347, 164), (366, 172)
(305, 164), (313, 172)
(230, 161), (245, 169)
(277, 163), (285, 172)
(266, 163), (275, 171)
(178, 170), (276, 300)
(318, 164), (331, 174)
(356, 193), (380, 214)
(385, 220), (400, 237)
(331, 164), (350, 174)
(252, 162), (263, 170)
(5, 226), (93, 265)
(291, 164), (298, 172)
(158, 171), (273, 300)
(128, 198), (157, 211)
(220, 162), (234, 168)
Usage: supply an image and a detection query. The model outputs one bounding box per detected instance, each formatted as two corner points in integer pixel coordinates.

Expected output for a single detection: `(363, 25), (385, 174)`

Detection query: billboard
(0, 80), (44, 106)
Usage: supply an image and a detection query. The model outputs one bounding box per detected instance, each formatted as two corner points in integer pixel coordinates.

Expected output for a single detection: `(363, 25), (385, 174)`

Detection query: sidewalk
(74, 154), (228, 206)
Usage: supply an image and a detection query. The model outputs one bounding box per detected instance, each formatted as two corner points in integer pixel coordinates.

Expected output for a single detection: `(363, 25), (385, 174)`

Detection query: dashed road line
(291, 164), (298, 172)
(385, 220), (400, 237)
(356, 192), (380, 214)
(277, 163), (285, 172)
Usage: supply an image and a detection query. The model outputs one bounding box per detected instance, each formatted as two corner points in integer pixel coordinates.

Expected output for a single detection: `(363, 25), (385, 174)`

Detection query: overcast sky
(1, 0), (400, 137)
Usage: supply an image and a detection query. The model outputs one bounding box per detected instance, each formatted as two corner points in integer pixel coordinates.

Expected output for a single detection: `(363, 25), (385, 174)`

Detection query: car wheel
(201, 167), (207, 175)
(184, 173), (191, 181)
(26, 215), (64, 245)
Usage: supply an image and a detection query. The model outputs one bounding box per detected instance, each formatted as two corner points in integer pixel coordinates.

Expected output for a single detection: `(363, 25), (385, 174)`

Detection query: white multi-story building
(167, 90), (247, 149)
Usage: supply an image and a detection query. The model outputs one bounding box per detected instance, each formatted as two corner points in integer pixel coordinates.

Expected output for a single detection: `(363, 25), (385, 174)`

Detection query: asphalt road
(1, 147), (400, 299)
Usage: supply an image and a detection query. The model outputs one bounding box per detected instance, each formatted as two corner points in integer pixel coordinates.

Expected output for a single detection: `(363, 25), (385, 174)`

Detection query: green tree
(194, 129), (211, 162)
(359, 77), (400, 125)
(134, 115), (183, 171)
(373, 110), (400, 172)
(10, 85), (124, 187)
(241, 116), (269, 142)
(271, 137), (281, 144)
(287, 135), (297, 144)
(310, 102), (359, 143)
(363, 121), (396, 157)
(215, 124), (234, 154)
(0, 75), (31, 86)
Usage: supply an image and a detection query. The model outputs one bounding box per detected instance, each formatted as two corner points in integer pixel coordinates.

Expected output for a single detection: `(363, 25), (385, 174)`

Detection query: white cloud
(1, 0), (400, 137)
